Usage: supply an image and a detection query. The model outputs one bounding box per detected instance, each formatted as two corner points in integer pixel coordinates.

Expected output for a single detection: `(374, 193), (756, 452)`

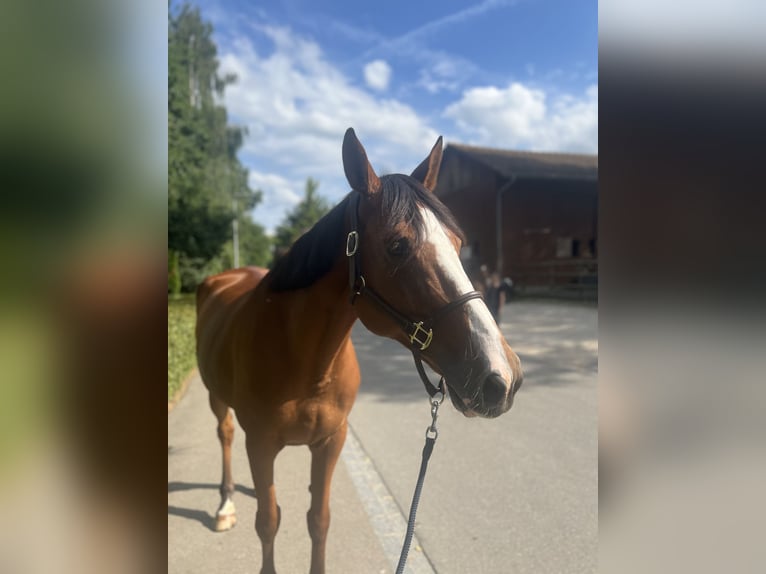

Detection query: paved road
(168, 300), (597, 573)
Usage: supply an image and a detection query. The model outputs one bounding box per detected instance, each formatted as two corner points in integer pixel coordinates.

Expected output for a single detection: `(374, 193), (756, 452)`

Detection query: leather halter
(345, 192), (483, 398)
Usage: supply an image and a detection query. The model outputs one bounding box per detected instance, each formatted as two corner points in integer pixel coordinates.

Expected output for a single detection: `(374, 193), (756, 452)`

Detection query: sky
(185, 0), (598, 232)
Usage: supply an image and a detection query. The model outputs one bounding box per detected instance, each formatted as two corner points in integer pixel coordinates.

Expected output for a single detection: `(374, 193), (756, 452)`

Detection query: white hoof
(215, 498), (236, 531)
(215, 512), (237, 532)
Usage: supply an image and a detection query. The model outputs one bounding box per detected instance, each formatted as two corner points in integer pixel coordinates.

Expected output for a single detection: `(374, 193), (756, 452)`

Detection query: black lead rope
(396, 388), (444, 574)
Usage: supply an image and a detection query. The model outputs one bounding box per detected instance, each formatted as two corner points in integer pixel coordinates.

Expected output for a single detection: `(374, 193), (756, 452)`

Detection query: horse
(195, 128), (524, 574)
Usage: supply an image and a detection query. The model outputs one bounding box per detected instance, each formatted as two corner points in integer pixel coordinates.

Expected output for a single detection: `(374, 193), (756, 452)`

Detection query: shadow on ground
(167, 505), (218, 532)
(168, 482), (256, 531)
(168, 481), (256, 497)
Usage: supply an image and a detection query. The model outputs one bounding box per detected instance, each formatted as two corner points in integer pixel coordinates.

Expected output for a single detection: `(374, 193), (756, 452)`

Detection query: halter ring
(345, 231), (359, 257)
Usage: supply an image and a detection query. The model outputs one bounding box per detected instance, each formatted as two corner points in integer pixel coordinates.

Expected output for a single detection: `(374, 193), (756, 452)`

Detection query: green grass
(168, 294), (197, 401)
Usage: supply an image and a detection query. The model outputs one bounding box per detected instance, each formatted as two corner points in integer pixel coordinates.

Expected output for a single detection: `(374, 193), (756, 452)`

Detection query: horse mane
(267, 176), (465, 292)
(268, 194), (351, 292)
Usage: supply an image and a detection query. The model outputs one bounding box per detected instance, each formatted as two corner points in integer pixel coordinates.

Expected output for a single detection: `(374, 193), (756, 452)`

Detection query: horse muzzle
(447, 368), (523, 418)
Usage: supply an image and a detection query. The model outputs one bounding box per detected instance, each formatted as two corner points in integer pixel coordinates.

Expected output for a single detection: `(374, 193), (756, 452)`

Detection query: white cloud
(217, 25), (442, 230)
(363, 60), (392, 91)
(219, 26), (438, 177)
(444, 82), (598, 153)
(417, 57), (464, 94)
(216, 22), (596, 233)
(324, 14), (480, 95)
(353, 0), (512, 95)
(245, 170), (305, 233)
(248, 171), (301, 208)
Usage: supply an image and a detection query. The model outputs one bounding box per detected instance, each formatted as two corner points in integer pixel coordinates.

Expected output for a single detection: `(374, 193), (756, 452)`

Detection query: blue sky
(183, 0), (598, 232)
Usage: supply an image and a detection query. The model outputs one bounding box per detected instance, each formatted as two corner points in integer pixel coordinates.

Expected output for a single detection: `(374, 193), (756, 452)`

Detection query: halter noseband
(345, 192), (484, 398)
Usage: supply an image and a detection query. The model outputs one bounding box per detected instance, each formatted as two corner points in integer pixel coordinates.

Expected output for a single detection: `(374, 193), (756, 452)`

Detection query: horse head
(342, 128), (523, 418)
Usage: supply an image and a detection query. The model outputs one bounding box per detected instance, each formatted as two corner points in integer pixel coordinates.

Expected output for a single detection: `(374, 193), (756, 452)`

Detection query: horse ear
(410, 136), (443, 192)
(342, 128), (381, 196)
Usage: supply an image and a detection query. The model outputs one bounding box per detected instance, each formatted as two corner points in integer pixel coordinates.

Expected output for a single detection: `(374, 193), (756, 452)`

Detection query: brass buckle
(409, 321), (433, 351)
(346, 231), (359, 256)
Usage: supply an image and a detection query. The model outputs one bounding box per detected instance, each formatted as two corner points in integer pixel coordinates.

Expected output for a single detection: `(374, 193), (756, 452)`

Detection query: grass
(168, 294), (197, 401)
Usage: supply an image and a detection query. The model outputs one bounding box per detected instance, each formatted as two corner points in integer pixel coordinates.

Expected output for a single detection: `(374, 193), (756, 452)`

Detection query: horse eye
(388, 238), (409, 257)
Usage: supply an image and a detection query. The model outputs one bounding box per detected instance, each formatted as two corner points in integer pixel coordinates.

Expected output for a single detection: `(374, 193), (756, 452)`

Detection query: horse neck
(272, 257), (357, 375)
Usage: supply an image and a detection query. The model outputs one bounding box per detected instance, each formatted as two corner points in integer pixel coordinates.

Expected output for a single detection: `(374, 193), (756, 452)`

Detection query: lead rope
(396, 387), (444, 574)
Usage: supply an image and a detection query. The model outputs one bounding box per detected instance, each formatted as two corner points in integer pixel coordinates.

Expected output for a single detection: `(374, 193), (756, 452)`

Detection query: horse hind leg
(209, 392), (237, 532)
(307, 421), (348, 574)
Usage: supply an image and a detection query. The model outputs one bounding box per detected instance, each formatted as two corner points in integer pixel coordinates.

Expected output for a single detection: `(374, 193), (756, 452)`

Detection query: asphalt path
(168, 300), (597, 573)
(347, 300), (598, 574)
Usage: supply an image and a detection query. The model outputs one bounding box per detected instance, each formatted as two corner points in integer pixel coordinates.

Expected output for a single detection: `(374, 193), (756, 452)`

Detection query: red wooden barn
(434, 143), (598, 298)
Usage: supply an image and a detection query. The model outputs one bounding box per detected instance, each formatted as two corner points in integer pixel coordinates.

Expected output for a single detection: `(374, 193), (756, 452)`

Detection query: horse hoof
(215, 513), (237, 532)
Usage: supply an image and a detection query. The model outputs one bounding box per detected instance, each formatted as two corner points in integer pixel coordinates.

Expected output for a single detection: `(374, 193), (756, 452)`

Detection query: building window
(556, 237), (572, 258)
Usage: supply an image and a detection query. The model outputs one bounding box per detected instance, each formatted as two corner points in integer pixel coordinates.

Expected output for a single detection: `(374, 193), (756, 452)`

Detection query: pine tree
(273, 178), (329, 259)
(167, 3), (264, 290)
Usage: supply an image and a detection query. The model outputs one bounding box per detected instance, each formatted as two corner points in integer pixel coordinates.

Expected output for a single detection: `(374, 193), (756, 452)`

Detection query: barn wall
(436, 149), (597, 289)
(505, 179), (598, 271)
(436, 150), (503, 276)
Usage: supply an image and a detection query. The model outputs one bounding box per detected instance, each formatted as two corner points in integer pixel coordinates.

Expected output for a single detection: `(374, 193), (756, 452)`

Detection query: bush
(168, 295), (197, 401)
(177, 252), (226, 293)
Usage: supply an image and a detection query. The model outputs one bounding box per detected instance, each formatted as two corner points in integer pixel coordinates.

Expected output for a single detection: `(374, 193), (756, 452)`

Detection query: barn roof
(446, 143), (598, 181)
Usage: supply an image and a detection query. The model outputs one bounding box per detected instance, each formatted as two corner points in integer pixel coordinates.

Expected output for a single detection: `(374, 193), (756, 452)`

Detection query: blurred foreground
(0, 1), (166, 573)
(600, 0), (766, 570)
(599, 305), (766, 573)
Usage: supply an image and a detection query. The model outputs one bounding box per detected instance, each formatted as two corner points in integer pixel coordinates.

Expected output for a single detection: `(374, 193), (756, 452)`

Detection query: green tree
(273, 178), (329, 259)
(238, 218), (272, 267)
(218, 217), (273, 270)
(168, 3), (261, 291)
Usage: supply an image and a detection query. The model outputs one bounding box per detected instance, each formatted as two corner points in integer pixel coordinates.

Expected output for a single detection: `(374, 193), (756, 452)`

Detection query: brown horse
(195, 128), (523, 574)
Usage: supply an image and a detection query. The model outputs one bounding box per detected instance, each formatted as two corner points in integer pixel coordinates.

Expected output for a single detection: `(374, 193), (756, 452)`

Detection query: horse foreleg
(209, 393), (237, 531)
(246, 433), (282, 574)
(307, 421), (348, 574)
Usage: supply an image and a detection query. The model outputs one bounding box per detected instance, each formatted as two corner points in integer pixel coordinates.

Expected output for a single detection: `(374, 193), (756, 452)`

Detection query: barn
(434, 143), (598, 299)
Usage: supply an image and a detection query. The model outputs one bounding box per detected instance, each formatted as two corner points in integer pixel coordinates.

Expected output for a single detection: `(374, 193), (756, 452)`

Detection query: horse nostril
(481, 372), (508, 406)
(512, 373), (524, 394)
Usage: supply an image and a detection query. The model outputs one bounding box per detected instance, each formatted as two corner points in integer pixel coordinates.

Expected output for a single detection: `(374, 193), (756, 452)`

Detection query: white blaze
(420, 208), (513, 384)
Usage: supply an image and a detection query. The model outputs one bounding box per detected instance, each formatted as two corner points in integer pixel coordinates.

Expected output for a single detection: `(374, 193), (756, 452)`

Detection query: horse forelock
(378, 174), (465, 252)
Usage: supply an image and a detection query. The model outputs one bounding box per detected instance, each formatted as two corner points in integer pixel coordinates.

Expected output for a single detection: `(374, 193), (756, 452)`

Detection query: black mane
(267, 176), (464, 292)
(268, 194), (351, 292)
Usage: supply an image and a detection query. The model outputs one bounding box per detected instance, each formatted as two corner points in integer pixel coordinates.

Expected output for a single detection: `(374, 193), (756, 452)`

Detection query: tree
(218, 217), (272, 270)
(168, 3), (261, 291)
(273, 178), (329, 260)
